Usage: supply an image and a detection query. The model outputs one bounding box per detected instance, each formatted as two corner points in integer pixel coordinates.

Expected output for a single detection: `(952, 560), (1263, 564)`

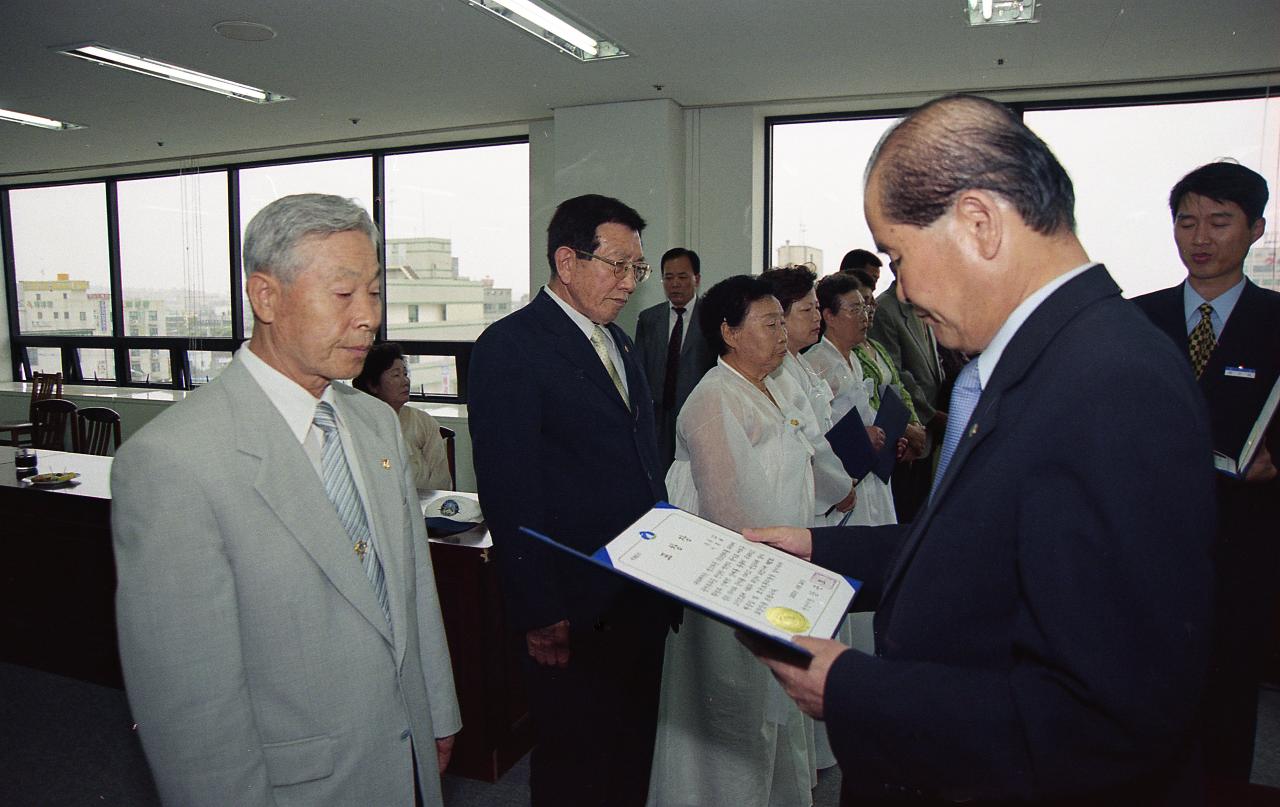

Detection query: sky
(770, 96), (1280, 299)
(9, 142), (532, 306)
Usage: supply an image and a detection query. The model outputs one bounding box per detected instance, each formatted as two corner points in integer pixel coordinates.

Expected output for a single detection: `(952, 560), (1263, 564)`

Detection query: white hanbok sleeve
(679, 374), (814, 533)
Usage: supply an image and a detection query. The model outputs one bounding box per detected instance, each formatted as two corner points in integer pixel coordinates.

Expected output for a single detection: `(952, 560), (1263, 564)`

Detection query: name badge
(1224, 366), (1257, 379)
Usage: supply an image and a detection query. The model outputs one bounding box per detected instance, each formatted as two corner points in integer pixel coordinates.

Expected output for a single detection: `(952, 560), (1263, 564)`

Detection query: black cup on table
(14, 448), (37, 478)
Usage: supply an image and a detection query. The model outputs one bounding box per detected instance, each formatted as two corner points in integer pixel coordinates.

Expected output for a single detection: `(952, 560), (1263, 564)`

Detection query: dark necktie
(664, 307), (685, 409)
(1188, 302), (1216, 378)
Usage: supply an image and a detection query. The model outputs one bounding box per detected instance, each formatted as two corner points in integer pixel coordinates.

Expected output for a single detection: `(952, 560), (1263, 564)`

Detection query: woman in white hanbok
(758, 266), (863, 772)
(805, 272), (898, 527)
(648, 276), (818, 807)
(761, 266), (858, 530)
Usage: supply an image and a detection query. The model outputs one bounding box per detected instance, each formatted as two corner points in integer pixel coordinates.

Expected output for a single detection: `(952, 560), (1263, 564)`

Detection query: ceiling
(2, 0), (1277, 183)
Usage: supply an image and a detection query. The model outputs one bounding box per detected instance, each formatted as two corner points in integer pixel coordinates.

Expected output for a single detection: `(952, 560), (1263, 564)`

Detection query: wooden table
(0, 450), (121, 688)
(421, 491), (532, 782)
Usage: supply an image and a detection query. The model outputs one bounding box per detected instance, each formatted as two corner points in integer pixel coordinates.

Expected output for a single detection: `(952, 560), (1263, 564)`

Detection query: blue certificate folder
(519, 503), (860, 660)
(824, 385), (911, 483)
(871, 386), (911, 483)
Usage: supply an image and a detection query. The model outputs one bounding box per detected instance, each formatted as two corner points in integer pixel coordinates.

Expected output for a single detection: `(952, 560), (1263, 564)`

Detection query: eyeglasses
(575, 250), (651, 284)
(839, 303), (871, 316)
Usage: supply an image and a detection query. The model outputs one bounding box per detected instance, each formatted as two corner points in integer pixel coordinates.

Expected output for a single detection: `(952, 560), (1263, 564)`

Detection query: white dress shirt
(544, 285), (630, 398)
(237, 346), (382, 546)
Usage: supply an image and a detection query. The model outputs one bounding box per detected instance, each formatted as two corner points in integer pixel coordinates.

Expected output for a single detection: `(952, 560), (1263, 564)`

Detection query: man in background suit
(112, 194), (460, 806)
(1134, 161), (1280, 783)
(469, 194), (674, 807)
(871, 258), (947, 521)
(748, 95), (1215, 804)
(634, 247), (717, 468)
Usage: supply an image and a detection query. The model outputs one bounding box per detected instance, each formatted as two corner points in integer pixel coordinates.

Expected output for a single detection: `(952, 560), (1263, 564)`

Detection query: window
(9, 183), (112, 337)
(383, 143), (530, 343)
(5, 138), (526, 401)
(1025, 96), (1280, 297)
(769, 92), (1279, 300)
(78, 348), (117, 382)
(118, 172), (232, 338)
(769, 116), (901, 296)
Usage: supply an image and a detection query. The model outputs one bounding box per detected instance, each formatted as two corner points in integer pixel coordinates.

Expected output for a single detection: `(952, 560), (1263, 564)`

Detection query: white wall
(544, 99), (686, 336)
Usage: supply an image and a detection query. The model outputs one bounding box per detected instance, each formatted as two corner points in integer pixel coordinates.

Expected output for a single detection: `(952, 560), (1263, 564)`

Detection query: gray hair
(242, 193), (381, 284)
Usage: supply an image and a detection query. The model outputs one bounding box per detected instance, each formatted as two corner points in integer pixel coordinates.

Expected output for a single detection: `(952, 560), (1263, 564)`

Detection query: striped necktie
(930, 360), (982, 502)
(1188, 302), (1216, 378)
(590, 325), (630, 409)
(313, 401), (393, 633)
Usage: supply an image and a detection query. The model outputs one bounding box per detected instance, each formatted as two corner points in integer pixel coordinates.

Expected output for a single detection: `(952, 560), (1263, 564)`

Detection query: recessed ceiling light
(460, 0), (627, 61)
(213, 21), (277, 42)
(0, 107), (85, 131)
(56, 42), (292, 103)
(966, 0), (1038, 26)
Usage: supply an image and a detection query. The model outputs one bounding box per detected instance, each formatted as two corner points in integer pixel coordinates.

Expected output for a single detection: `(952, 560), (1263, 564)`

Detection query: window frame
(3, 134), (527, 403)
(764, 85), (1277, 274)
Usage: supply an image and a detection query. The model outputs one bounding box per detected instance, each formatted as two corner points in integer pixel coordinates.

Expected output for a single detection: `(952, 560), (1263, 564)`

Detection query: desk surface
(0, 450), (113, 499)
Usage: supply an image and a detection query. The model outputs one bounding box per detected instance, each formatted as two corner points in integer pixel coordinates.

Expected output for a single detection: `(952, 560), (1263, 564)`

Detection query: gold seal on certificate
(765, 606), (811, 634)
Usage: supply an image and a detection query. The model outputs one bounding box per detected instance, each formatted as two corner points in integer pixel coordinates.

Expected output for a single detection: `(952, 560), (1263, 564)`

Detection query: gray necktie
(313, 401), (392, 633)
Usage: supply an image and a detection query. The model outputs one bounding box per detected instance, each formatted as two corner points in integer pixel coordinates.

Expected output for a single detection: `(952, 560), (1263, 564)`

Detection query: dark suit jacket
(468, 289), (673, 635)
(1133, 279), (1280, 465)
(810, 266), (1215, 803)
(634, 298), (717, 467)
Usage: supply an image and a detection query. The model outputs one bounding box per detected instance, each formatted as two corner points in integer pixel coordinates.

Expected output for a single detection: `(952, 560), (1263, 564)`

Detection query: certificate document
(521, 504), (858, 653)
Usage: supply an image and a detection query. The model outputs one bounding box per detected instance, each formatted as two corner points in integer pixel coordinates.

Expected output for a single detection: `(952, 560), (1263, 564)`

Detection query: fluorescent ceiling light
(56, 42), (292, 103)
(462, 0), (627, 61)
(0, 107), (85, 130)
(966, 0), (1038, 26)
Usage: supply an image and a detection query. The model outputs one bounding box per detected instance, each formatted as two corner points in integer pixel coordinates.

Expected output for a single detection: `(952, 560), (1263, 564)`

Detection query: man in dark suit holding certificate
(1134, 161), (1280, 783)
(469, 194), (673, 807)
(746, 95), (1216, 804)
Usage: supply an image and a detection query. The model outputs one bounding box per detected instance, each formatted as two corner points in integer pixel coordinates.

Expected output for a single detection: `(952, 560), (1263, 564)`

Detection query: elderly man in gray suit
(112, 193), (460, 807)
(634, 247), (717, 468)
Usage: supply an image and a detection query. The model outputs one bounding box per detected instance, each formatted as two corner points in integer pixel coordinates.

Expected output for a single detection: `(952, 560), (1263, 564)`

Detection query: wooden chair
(76, 407), (123, 456)
(439, 426), (457, 488)
(1, 372), (63, 447)
(31, 398), (77, 451)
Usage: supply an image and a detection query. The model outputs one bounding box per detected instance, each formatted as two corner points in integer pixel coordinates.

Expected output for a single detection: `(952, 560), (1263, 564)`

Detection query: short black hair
(869, 94), (1076, 236)
(1169, 162), (1269, 225)
(661, 247), (701, 276)
(815, 272), (862, 339)
(698, 275), (776, 356)
(847, 270), (875, 293)
(759, 265), (817, 314)
(839, 249), (881, 272)
(353, 342), (405, 394)
(545, 194), (647, 278)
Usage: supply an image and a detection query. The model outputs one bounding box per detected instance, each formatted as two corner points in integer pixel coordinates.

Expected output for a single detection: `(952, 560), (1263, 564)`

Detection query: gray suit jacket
(634, 298), (717, 466)
(112, 358), (460, 807)
(870, 280), (945, 424)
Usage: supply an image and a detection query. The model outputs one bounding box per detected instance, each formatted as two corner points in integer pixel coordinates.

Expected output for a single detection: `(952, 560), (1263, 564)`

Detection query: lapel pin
(969, 424), (979, 437)
(381, 458), (391, 470)
(789, 418), (800, 427)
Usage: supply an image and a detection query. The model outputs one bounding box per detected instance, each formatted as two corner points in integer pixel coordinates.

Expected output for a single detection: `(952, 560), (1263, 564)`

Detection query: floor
(2, 662), (1277, 806)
